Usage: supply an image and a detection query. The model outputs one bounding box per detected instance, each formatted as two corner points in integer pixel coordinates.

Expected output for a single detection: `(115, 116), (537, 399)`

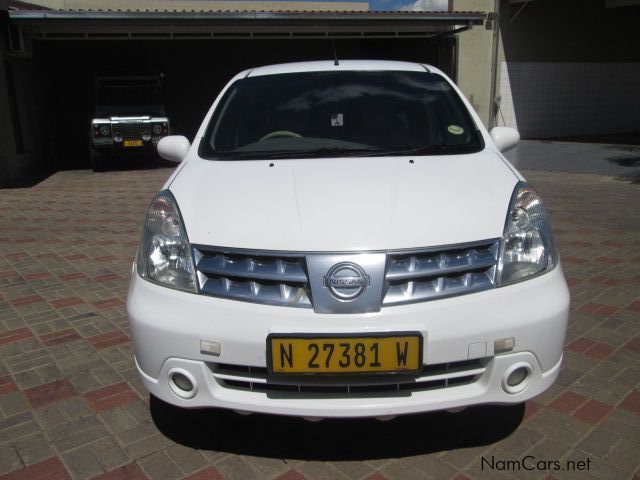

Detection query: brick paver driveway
(1, 166), (639, 480)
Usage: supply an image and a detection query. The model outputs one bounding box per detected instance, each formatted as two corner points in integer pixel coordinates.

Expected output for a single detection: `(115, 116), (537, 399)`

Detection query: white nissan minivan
(127, 60), (569, 420)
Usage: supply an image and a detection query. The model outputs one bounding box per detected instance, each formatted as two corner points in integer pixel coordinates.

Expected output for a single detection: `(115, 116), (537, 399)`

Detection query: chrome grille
(112, 123), (150, 139)
(194, 247), (312, 308)
(383, 240), (499, 306)
(208, 358), (488, 395)
(192, 240), (500, 309)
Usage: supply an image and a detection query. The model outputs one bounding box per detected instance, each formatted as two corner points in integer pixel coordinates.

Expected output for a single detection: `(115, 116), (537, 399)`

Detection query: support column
(451, 0), (497, 128)
(0, 6), (20, 187)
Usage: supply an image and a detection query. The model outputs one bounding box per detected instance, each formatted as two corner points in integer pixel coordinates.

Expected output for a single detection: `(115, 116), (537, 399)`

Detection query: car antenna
(331, 39), (339, 66)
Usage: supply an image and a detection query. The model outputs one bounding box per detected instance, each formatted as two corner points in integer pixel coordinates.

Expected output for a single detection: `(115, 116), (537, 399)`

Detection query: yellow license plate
(268, 334), (422, 374)
(123, 140), (143, 147)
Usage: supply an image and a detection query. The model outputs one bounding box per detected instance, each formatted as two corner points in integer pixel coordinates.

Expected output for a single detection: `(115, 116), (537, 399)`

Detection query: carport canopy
(7, 9), (486, 40)
(0, 4), (487, 183)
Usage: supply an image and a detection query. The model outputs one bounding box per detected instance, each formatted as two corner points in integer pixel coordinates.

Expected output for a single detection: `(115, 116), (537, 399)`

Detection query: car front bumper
(127, 264), (569, 418)
(92, 144), (159, 155)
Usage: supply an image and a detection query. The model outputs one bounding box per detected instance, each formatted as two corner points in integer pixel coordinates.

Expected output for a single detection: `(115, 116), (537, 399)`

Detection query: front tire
(90, 150), (107, 172)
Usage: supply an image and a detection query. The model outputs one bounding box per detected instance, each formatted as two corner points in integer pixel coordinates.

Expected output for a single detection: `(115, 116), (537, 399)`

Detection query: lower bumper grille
(208, 358), (489, 396)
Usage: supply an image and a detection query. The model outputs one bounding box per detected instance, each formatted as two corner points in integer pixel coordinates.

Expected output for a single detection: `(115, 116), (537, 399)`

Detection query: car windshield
(200, 70), (483, 160)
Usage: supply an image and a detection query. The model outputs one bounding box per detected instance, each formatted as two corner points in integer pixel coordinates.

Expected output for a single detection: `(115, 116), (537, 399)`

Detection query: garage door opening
(1, 9), (485, 185)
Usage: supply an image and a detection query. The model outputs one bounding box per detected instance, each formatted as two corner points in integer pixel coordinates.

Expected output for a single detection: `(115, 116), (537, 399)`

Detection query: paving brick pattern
(0, 167), (638, 480)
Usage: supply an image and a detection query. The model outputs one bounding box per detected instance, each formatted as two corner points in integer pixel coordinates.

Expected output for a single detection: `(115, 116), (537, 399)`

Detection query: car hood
(170, 151), (518, 251)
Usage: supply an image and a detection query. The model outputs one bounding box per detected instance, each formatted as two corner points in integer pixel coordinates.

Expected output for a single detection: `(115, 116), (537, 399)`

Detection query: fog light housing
(167, 369), (197, 399)
(172, 373), (193, 391)
(502, 363), (532, 394)
(507, 367), (528, 387)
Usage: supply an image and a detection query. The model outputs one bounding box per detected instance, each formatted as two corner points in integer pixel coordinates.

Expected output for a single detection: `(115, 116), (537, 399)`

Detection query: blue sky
(370, 0), (412, 11)
(369, 0), (448, 11)
(230, 0), (449, 12)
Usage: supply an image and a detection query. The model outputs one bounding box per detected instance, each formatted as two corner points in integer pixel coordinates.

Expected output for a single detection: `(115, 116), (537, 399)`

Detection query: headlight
(152, 124), (163, 135)
(99, 125), (110, 136)
(137, 190), (196, 292)
(498, 182), (558, 285)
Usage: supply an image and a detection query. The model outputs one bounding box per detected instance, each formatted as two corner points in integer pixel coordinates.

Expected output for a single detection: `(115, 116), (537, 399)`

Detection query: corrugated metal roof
(7, 5), (486, 40)
(19, 9), (481, 14)
(7, 0), (49, 10)
(8, 7), (485, 17)
(62, 10), (479, 14)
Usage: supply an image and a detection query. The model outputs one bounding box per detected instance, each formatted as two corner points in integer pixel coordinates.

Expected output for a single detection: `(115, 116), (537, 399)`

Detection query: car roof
(246, 60), (433, 77)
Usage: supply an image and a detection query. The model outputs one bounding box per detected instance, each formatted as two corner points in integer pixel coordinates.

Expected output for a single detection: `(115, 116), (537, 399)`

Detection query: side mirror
(489, 127), (520, 153)
(157, 135), (191, 163)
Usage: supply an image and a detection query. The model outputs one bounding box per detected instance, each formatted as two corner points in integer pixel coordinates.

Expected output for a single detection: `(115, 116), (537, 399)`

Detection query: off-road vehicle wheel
(90, 150), (107, 172)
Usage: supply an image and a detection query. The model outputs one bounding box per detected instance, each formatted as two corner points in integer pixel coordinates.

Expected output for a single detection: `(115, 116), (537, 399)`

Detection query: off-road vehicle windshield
(200, 70), (483, 160)
(96, 79), (165, 117)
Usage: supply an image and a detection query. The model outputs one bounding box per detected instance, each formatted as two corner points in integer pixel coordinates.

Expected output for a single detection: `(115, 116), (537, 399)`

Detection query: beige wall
(451, 0), (495, 128)
(25, 0), (369, 11)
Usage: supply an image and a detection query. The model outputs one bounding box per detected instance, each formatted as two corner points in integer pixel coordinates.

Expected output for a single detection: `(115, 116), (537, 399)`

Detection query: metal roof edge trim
(9, 10), (487, 22)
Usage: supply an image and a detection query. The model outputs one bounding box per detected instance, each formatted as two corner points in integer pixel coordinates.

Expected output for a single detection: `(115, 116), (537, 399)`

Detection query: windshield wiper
(211, 144), (479, 160)
(379, 144), (480, 156)
(213, 146), (387, 160)
(296, 146), (389, 157)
